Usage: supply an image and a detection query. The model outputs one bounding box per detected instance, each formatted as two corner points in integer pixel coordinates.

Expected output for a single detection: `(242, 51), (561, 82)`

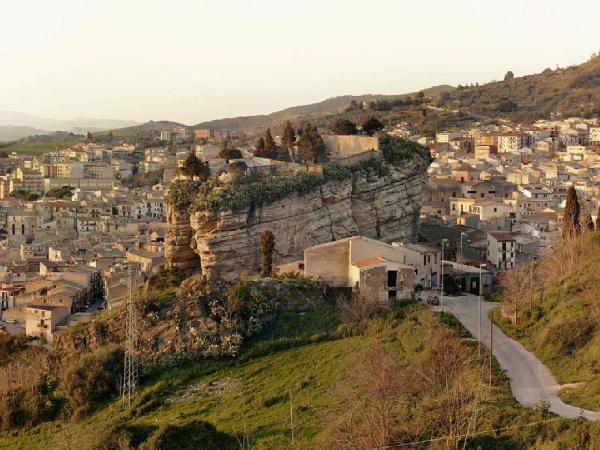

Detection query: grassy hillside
(493, 231), (600, 410)
(441, 55), (600, 121)
(3, 290), (600, 449)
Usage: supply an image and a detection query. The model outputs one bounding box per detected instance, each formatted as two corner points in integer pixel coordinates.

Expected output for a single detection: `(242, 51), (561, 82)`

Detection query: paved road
(439, 294), (600, 421)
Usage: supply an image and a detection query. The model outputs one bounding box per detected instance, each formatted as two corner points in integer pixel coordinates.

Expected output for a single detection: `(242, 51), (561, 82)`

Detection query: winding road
(439, 294), (600, 421)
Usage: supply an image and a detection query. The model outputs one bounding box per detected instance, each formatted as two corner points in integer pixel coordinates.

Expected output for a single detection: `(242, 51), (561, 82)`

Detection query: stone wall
(179, 159), (427, 285)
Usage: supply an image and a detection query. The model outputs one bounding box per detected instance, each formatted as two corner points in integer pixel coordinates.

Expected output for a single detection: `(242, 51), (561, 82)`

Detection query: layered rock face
(181, 160), (427, 284)
(165, 206), (201, 270)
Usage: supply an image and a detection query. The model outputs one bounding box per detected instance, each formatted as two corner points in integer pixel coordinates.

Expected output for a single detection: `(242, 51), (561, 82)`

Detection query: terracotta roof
(352, 256), (387, 268)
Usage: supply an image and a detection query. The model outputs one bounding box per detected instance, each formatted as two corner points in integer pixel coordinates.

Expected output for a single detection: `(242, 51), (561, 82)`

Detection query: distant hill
(0, 111), (139, 135)
(0, 125), (49, 141)
(192, 85), (454, 132)
(440, 55), (600, 122)
(92, 120), (189, 141)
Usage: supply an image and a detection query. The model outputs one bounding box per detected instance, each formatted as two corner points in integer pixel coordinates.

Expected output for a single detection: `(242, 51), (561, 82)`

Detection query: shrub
(61, 345), (124, 418)
(140, 420), (238, 450)
(166, 180), (199, 211)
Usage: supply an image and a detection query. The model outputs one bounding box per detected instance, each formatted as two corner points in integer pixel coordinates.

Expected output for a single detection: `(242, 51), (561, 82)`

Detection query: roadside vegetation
(493, 225), (600, 410)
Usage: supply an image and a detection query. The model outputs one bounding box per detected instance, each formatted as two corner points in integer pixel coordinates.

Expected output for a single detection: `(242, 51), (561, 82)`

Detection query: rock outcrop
(176, 159), (427, 285)
(165, 207), (201, 270)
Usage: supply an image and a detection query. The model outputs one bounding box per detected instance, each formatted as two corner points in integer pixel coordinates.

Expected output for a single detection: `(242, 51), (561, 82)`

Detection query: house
(451, 164), (479, 183)
(304, 236), (415, 301)
(390, 242), (440, 289)
(25, 304), (70, 343)
(0, 284), (26, 310)
(126, 249), (165, 274)
(487, 232), (515, 271)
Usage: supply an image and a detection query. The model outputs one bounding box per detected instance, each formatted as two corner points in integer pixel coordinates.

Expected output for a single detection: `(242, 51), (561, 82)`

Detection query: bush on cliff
(189, 135), (430, 214)
(166, 179), (199, 211)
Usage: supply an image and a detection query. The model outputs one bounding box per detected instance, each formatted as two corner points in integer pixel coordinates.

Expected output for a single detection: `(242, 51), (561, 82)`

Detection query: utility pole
(440, 239), (447, 310)
(529, 255), (535, 311)
(478, 263), (486, 359)
(489, 318), (493, 388)
(289, 388), (295, 447)
(122, 264), (138, 409)
(460, 232), (467, 264)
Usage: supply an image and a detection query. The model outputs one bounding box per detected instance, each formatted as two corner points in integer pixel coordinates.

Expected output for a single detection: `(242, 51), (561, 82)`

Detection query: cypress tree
(562, 186), (580, 239)
(259, 230), (275, 277)
(281, 121), (296, 160)
(254, 136), (266, 156)
(264, 128), (276, 154)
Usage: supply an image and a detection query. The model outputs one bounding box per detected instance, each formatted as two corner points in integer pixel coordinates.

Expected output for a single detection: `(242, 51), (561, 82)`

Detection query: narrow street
(439, 294), (600, 421)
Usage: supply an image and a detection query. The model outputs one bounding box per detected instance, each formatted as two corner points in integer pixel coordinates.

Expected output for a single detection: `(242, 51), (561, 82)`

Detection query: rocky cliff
(166, 158), (427, 285)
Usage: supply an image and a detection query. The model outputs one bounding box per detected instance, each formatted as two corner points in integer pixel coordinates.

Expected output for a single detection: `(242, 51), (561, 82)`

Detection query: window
(388, 290), (397, 300)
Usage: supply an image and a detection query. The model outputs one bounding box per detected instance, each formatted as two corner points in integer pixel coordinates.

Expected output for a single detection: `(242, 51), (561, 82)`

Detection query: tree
(504, 70), (515, 80)
(499, 267), (530, 325)
(254, 136), (266, 156)
(361, 117), (384, 136)
(218, 147), (242, 160)
(281, 121), (296, 160)
(563, 186), (581, 239)
(331, 119), (357, 135)
(264, 128), (276, 155)
(228, 160), (247, 183)
(298, 124), (326, 164)
(583, 211), (595, 232)
(180, 152), (210, 181)
(46, 186), (73, 199)
(259, 230), (275, 277)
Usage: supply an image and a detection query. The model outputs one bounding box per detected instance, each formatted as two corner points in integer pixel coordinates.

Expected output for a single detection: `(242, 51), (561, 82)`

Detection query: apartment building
(487, 231), (515, 271)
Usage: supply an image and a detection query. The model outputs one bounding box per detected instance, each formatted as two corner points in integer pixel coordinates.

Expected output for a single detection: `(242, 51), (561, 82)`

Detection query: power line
(122, 263), (139, 408)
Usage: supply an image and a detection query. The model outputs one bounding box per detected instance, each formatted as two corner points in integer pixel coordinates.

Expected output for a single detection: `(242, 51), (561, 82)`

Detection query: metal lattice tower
(122, 264), (138, 408)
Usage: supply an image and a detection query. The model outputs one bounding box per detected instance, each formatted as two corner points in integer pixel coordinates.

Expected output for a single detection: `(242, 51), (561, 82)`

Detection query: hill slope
(441, 55), (600, 121)
(0, 111), (138, 135)
(4, 286), (600, 449)
(493, 231), (600, 410)
(192, 85), (454, 132)
(0, 125), (49, 141)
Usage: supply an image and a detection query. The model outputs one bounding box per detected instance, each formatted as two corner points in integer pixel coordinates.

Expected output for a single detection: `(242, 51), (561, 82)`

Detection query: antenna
(122, 263), (138, 409)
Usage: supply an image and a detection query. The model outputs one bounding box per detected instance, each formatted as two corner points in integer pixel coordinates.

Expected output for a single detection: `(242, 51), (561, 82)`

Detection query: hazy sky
(1, 0), (599, 125)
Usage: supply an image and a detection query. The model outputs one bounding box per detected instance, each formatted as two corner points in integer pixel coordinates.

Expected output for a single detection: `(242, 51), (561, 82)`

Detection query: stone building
(304, 236), (415, 301)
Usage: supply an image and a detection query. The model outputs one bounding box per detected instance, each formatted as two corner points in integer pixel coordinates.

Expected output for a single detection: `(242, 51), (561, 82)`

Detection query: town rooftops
(488, 231), (515, 242)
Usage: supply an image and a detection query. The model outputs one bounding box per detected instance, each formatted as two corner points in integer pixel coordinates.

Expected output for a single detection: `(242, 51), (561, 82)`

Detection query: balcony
(37, 322), (48, 329)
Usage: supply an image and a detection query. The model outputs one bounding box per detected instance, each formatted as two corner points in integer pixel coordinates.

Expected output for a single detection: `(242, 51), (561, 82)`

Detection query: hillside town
(0, 115), (597, 343)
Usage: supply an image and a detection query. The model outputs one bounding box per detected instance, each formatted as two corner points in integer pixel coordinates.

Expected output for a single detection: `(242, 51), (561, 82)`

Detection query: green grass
(3, 298), (598, 449)
(1, 141), (80, 156)
(492, 232), (600, 410)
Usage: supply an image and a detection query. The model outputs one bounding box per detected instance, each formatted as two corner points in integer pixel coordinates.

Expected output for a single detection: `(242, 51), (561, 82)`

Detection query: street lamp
(460, 232), (468, 264)
(440, 239), (448, 310)
(478, 263), (486, 358)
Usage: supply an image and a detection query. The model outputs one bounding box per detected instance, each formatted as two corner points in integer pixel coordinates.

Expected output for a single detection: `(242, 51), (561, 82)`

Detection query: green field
(0, 141), (81, 156)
